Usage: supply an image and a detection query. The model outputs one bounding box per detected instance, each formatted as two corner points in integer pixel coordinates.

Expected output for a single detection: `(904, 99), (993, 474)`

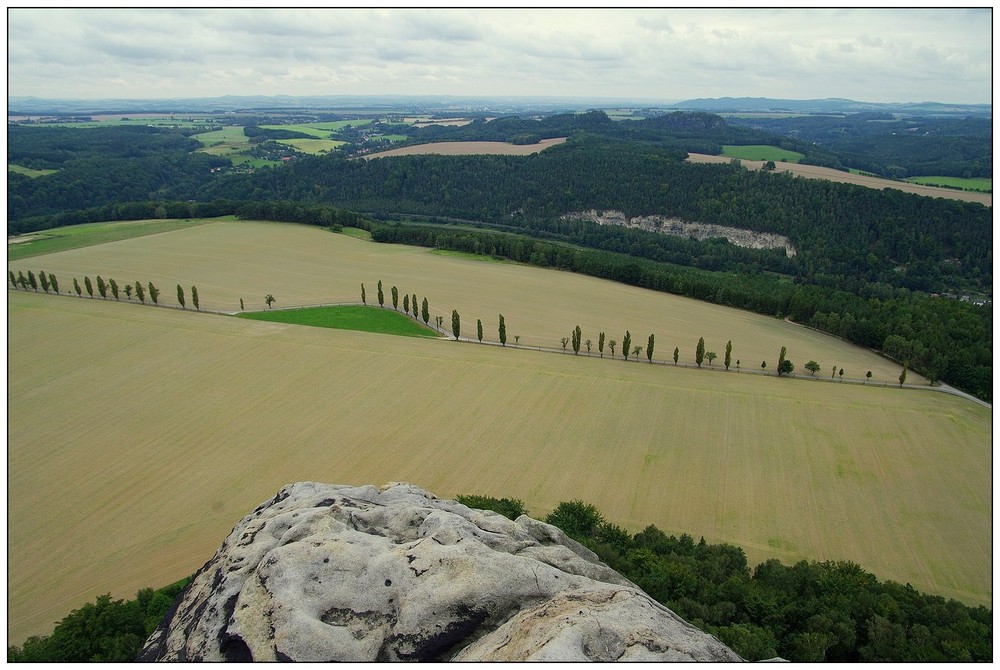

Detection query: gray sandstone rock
(138, 481), (743, 662)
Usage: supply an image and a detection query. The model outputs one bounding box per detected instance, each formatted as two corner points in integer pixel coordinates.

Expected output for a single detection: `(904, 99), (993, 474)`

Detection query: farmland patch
(362, 137), (567, 159)
(721, 144), (804, 162)
(237, 305), (440, 338)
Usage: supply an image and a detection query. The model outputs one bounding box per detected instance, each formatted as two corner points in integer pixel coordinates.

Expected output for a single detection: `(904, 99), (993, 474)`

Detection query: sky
(5, 7), (993, 104)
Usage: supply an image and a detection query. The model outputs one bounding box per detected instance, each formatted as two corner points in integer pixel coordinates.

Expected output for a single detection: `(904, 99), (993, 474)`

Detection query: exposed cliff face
(139, 482), (743, 662)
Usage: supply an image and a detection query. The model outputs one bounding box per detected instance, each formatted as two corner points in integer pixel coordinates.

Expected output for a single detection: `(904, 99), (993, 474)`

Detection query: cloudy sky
(6, 7), (993, 104)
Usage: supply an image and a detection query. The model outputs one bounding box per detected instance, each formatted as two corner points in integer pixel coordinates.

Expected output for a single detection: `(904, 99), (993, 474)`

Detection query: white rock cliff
(138, 482), (743, 662)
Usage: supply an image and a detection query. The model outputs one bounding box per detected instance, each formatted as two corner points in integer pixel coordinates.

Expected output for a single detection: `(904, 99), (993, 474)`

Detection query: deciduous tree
(403, 294), (410, 314)
(49, 273), (59, 294)
(39, 270), (50, 293)
(725, 340), (732, 370)
(777, 346), (787, 376)
(411, 294), (418, 319)
(805, 360), (820, 375)
(598, 331), (605, 357)
(176, 284), (186, 308)
(240, 298), (244, 311)
(377, 280), (384, 307)
(633, 345), (642, 359)
(73, 277), (82, 296)
(696, 337), (705, 367)
(421, 297), (429, 324)
(673, 347), (679, 365)
(265, 293), (275, 309)
(451, 309), (460, 340)
(839, 368), (845, 381)
(778, 358), (794, 375)
(561, 336), (569, 351)
(28, 270), (38, 292)
(148, 282), (159, 304)
(898, 364), (907, 387)
(572, 325), (582, 354)
(18, 271), (28, 290)
(361, 283), (366, 305)
(866, 370), (872, 383)
(96, 276), (107, 299)
(108, 278), (119, 300)
(477, 318), (483, 343)
(8, 271), (17, 288)
(84, 276), (93, 297)
(608, 339), (617, 358)
(191, 285), (199, 310)
(135, 281), (145, 303)
(647, 333), (655, 362)
(391, 285), (399, 310)
(124, 283), (133, 300)
(622, 331), (631, 361)
(707, 351), (717, 366)
(585, 339), (592, 353)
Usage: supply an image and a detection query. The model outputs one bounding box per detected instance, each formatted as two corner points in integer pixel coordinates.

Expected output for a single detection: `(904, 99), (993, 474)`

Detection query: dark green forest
(462, 495), (992, 662)
(6, 113), (992, 400)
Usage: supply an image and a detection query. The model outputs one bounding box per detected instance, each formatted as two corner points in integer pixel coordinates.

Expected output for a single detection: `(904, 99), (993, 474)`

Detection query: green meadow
(721, 145), (805, 162)
(237, 304), (440, 338)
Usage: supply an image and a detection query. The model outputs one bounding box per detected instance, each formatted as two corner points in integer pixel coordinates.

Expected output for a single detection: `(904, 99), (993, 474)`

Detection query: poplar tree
(498, 313), (506, 346)
(696, 337), (705, 367)
(18, 271), (27, 290)
(177, 284), (186, 308)
(377, 280), (384, 307)
(135, 281), (145, 303)
(403, 294), (410, 314)
(28, 270), (38, 291)
(109, 278), (119, 300)
(899, 364), (907, 387)
(608, 339), (617, 358)
(411, 294), (418, 319)
(148, 282), (159, 304)
(73, 277), (82, 296)
(572, 325), (582, 354)
(124, 283), (133, 300)
(48, 273), (58, 294)
(477, 318), (483, 343)
(96, 276), (107, 299)
(85, 276), (94, 297)
(622, 331), (631, 360)
(777, 346), (787, 376)
(725, 340), (732, 370)
(361, 283), (366, 305)
(39, 271), (50, 293)
(8, 271), (17, 288)
(646, 333), (655, 362)
(451, 309), (461, 340)
(191, 285), (199, 310)
(391, 285), (399, 310)
(673, 347), (679, 365)
(598, 332), (605, 357)
(421, 297), (429, 324)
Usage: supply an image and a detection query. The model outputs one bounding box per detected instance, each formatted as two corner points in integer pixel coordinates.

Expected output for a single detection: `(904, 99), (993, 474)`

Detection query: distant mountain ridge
(672, 96), (991, 116)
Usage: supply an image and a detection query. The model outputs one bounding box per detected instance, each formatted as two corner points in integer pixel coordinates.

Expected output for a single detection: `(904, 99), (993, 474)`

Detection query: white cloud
(6, 7), (992, 103)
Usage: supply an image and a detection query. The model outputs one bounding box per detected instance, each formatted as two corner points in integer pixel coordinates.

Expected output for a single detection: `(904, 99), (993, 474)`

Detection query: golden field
(6, 220), (991, 643)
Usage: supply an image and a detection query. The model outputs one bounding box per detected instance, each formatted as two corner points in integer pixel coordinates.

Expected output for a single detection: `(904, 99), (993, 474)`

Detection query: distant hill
(672, 96), (991, 117)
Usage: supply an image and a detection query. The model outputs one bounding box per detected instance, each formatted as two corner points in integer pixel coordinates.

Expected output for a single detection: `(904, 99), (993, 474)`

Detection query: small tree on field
(435, 315), (444, 329)
(598, 331), (605, 357)
(403, 294), (410, 315)
(561, 336), (569, 351)
(85, 276), (94, 298)
(73, 277), (82, 296)
(778, 358), (794, 375)
(585, 339), (592, 353)
(411, 294), (418, 319)
(839, 368), (845, 381)
(898, 364), (907, 387)
(805, 360), (820, 376)
(736, 359), (740, 371)
(673, 347), (679, 365)
(377, 280), (384, 307)
(572, 325), (582, 354)
(124, 283), (133, 300)
(240, 298), (244, 311)
(148, 282), (159, 305)
(647, 333), (655, 362)
(498, 314), (506, 346)
(761, 360), (767, 371)
(707, 351), (717, 366)
(421, 297), (429, 324)
(452, 310), (461, 340)
(361, 283), (366, 305)
(28, 270), (38, 292)
(622, 331), (631, 361)
(39, 271), (50, 293)
(108, 278), (119, 300)
(52, 272), (62, 292)
(632, 345), (642, 359)
(391, 286), (399, 310)
(696, 337), (705, 367)
(514, 335), (520, 345)
(191, 285), (199, 310)
(832, 365), (837, 378)
(97, 276), (108, 299)
(866, 370), (872, 383)
(725, 340), (732, 370)
(17, 271), (28, 290)
(135, 281), (145, 303)
(177, 284), (186, 308)
(608, 339), (617, 358)
(264, 293), (275, 309)
(8, 271), (17, 288)
(777, 346), (787, 376)
(477, 318), (483, 343)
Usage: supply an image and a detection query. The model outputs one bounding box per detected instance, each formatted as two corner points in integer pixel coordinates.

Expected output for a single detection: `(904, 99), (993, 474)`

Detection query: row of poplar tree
(9, 269), (200, 310)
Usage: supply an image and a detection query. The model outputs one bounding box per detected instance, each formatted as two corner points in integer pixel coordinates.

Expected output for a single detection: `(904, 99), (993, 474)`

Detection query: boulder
(139, 482), (742, 662)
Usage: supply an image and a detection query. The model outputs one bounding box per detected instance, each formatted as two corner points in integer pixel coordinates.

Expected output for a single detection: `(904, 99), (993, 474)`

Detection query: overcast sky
(6, 7), (993, 104)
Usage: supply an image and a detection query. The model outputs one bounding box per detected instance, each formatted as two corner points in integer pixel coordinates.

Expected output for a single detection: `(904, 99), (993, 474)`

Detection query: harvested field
(7, 220), (991, 643)
(687, 153), (993, 206)
(363, 137), (567, 159)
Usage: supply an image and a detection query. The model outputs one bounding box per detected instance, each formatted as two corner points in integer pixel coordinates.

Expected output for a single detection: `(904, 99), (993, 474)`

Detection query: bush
(454, 494), (526, 521)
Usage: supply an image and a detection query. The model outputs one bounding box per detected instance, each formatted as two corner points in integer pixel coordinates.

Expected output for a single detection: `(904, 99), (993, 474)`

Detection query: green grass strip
(236, 305), (440, 338)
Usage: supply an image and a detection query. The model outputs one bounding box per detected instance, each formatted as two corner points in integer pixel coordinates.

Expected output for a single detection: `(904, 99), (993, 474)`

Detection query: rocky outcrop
(563, 209), (797, 257)
(138, 482), (743, 662)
